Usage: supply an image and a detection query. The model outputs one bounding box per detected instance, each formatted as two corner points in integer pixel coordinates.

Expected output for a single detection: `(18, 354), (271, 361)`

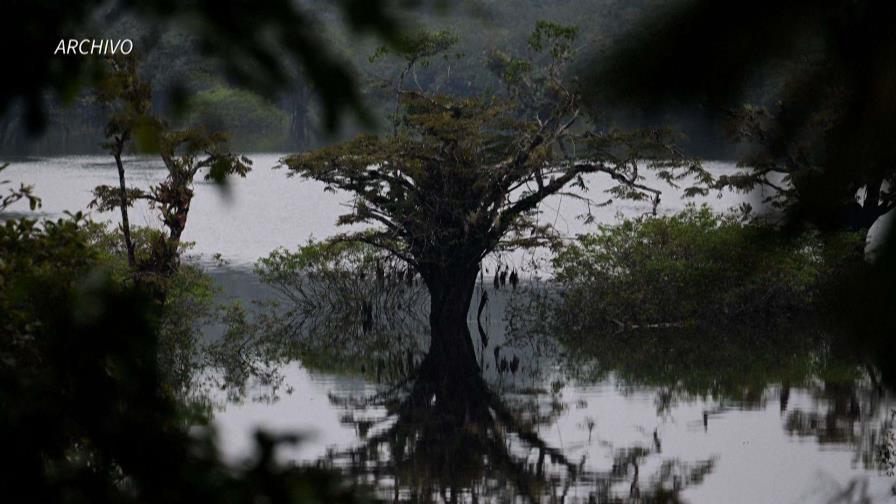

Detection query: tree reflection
(505, 281), (896, 480)
(323, 371), (714, 503)
(253, 242), (429, 382)
(241, 261), (718, 502)
(784, 380), (894, 473)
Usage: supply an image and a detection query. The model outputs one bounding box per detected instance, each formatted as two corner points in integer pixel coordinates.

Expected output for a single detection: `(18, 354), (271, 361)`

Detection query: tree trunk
(420, 266), (481, 394)
(113, 138), (136, 269)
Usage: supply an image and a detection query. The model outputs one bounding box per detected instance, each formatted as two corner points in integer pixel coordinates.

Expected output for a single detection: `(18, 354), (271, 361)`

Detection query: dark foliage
(589, 0), (896, 389)
(1, 0), (418, 134)
(0, 213), (366, 503)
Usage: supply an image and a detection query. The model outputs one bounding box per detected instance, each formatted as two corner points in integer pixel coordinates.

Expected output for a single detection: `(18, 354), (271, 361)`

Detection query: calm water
(3, 154), (895, 502)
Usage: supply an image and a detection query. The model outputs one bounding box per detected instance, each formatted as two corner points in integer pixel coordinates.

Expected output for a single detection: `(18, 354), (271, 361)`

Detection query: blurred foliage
(0, 0), (426, 134)
(1, 42), (359, 489)
(0, 163), (41, 212)
(96, 55), (156, 152)
(589, 0), (896, 228)
(589, 0), (896, 388)
(0, 207), (369, 502)
(2, 0), (677, 154)
(553, 205), (865, 330)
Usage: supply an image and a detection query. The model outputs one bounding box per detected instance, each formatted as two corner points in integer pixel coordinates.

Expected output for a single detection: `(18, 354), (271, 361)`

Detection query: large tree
(283, 25), (705, 392)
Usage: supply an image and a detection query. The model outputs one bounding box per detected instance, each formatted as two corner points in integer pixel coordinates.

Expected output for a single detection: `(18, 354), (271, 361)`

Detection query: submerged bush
(552, 205), (864, 329)
(84, 223), (220, 393)
(252, 239), (428, 381)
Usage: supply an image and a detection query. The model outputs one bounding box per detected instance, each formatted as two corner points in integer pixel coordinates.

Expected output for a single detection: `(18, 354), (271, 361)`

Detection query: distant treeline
(0, 0), (771, 157)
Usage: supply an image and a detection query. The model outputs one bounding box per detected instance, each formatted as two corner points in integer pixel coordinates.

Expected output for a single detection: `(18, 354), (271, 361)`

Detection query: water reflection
(324, 368), (715, 502)
(525, 307), (896, 481)
(784, 381), (893, 474)
(204, 267), (895, 502)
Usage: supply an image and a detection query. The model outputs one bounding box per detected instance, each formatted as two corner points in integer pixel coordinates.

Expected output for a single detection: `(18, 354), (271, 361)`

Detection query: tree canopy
(284, 23), (706, 279)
